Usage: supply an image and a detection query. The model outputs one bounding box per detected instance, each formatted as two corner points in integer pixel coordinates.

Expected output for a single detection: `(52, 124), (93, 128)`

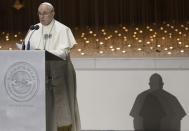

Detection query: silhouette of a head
(149, 73), (164, 90)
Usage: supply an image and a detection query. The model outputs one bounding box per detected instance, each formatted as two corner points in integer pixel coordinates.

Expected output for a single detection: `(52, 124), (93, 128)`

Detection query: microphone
(30, 25), (39, 30)
(26, 25), (40, 50)
(22, 25), (40, 50)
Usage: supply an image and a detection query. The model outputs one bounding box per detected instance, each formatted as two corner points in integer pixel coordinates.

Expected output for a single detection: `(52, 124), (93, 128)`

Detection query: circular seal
(4, 62), (39, 102)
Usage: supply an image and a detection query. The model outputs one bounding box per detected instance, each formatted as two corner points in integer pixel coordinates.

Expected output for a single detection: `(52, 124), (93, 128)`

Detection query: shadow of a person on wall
(130, 73), (186, 131)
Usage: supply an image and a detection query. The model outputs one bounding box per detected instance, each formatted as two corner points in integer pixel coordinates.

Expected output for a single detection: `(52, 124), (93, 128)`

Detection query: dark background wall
(0, 0), (189, 31)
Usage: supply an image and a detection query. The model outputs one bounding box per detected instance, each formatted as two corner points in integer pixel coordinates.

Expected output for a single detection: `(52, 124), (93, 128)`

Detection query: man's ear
(52, 11), (55, 17)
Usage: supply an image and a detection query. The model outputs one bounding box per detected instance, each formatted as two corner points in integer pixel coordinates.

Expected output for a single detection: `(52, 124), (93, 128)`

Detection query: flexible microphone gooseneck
(23, 25), (40, 50)
(22, 25), (40, 50)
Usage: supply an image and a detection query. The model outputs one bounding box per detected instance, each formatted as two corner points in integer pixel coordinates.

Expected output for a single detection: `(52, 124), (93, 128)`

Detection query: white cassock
(25, 20), (81, 131)
(25, 19), (77, 60)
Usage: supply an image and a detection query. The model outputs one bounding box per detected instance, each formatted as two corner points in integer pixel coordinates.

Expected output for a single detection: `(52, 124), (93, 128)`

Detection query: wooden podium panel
(0, 50), (58, 131)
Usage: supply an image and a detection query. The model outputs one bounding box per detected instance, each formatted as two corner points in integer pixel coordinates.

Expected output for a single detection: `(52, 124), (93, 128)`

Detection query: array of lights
(0, 22), (189, 57)
(0, 32), (23, 50)
(72, 22), (189, 57)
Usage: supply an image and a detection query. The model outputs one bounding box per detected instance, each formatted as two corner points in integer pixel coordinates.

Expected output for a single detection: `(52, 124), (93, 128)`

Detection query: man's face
(38, 4), (54, 26)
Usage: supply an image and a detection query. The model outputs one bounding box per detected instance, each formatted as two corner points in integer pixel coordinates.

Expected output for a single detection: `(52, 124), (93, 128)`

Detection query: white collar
(42, 19), (55, 31)
(42, 19), (55, 35)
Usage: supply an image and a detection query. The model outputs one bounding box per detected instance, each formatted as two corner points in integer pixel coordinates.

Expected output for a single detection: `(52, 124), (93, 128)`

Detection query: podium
(0, 50), (63, 131)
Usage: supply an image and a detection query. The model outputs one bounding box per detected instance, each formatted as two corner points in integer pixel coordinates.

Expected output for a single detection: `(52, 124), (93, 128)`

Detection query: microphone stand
(22, 28), (31, 50)
(26, 25), (40, 50)
(26, 30), (35, 50)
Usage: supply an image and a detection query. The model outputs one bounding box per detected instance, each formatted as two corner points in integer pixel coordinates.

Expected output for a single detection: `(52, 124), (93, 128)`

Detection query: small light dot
(149, 29), (153, 32)
(138, 40), (142, 43)
(89, 31), (93, 34)
(169, 47), (173, 50)
(81, 33), (85, 37)
(78, 49), (82, 52)
(116, 47), (121, 50)
(99, 51), (104, 54)
(118, 33), (121, 37)
(181, 25), (184, 28)
(81, 52), (85, 55)
(137, 48), (142, 51)
(164, 48), (168, 51)
(180, 50), (184, 53)
(111, 48), (115, 51)
(99, 42), (104, 45)
(146, 41), (150, 44)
